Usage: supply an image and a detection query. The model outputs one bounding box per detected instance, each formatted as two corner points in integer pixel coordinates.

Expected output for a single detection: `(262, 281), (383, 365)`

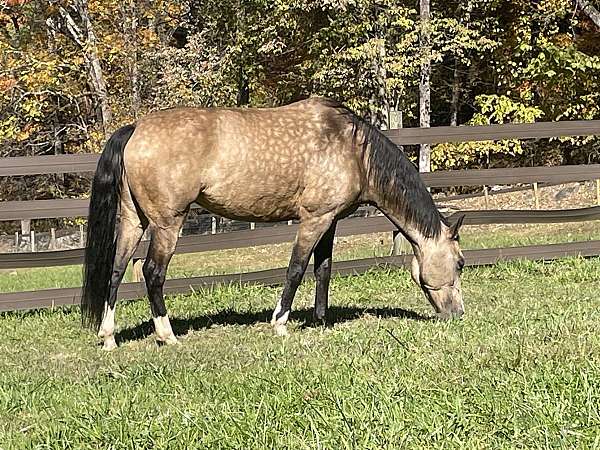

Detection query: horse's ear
(450, 214), (465, 240)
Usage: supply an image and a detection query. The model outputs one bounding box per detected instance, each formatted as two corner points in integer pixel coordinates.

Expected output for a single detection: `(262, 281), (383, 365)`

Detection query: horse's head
(410, 215), (465, 319)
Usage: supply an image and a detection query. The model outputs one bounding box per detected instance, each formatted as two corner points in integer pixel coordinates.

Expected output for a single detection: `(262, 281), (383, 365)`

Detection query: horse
(81, 97), (465, 350)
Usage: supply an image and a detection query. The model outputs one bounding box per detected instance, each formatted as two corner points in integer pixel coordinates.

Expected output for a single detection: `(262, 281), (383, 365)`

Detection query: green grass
(2, 220), (600, 294)
(1, 258), (600, 449)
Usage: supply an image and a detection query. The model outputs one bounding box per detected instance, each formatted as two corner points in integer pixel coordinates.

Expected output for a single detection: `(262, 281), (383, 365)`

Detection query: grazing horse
(82, 97), (465, 350)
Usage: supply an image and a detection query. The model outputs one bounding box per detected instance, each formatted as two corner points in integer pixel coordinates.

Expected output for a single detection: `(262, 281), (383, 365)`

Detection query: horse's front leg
(271, 215), (335, 336)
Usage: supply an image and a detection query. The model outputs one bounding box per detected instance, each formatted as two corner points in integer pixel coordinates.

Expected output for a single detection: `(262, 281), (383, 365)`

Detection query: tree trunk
(57, 1), (112, 133)
(450, 58), (460, 126)
(77, 0), (112, 131)
(419, 0), (431, 173)
(237, 67), (250, 106)
(369, 39), (388, 127)
(576, 0), (600, 29)
(127, 0), (140, 118)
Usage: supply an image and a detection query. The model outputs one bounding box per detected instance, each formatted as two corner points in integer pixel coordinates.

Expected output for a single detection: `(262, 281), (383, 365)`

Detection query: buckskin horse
(82, 97), (465, 350)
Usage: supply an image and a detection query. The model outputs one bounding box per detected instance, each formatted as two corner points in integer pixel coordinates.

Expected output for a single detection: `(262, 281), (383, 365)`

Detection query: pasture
(1, 224), (599, 449)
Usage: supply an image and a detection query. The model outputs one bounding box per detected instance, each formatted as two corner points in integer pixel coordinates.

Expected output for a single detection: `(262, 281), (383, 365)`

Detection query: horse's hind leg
(98, 200), (146, 350)
(272, 214), (335, 336)
(142, 219), (185, 345)
(313, 221), (337, 323)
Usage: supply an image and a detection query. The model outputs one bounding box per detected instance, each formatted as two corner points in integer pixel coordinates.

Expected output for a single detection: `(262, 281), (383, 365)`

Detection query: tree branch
(57, 6), (85, 48)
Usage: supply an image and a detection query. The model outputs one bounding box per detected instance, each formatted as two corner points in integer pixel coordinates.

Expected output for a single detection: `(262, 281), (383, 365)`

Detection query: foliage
(1, 0), (600, 202)
(432, 95), (544, 170)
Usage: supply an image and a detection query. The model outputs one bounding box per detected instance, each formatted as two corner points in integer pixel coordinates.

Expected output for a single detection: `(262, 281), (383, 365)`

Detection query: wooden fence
(1, 119), (599, 312)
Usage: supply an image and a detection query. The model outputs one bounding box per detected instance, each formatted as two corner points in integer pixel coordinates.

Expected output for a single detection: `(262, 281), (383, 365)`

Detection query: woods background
(1, 0), (600, 205)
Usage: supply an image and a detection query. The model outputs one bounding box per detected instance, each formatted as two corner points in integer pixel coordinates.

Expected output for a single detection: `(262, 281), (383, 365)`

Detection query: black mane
(328, 100), (445, 238)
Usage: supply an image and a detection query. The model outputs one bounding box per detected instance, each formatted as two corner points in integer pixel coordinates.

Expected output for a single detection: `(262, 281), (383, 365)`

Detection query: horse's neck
(374, 201), (429, 247)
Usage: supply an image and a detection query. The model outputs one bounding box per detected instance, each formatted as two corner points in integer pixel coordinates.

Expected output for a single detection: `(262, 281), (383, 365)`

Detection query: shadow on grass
(115, 306), (430, 345)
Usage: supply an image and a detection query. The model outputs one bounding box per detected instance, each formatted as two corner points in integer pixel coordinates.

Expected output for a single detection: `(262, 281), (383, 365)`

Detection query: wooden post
(483, 185), (490, 209)
(533, 182), (540, 210)
(79, 224), (85, 246)
(211, 217), (217, 234)
(391, 230), (408, 256)
(287, 220), (293, 225)
(21, 219), (30, 236)
(131, 258), (144, 282)
(21, 220), (30, 249)
(250, 222), (255, 230)
(596, 179), (600, 206)
(50, 228), (56, 250)
(14, 232), (19, 250)
(30, 230), (35, 252)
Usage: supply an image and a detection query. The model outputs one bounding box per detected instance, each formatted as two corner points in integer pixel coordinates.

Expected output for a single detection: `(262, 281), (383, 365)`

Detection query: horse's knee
(142, 259), (166, 288)
(287, 264), (304, 284)
(315, 258), (331, 278)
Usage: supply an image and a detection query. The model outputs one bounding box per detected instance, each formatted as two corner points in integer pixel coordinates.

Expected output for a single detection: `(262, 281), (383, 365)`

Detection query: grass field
(1, 256), (600, 449)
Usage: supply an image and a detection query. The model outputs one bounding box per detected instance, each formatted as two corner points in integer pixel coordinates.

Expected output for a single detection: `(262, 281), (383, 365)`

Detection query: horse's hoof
(102, 336), (117, 351)
(157, 334), (179, 346)
(274, 324), (288, 336)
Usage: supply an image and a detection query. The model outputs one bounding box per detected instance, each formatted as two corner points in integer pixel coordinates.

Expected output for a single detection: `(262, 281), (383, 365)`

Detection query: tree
(50, 0), (112, 132)
(418, 0), (431, 172)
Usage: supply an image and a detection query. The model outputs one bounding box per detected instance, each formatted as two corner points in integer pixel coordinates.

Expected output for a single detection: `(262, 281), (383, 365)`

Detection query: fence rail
(1, 120), (599, 178)
(3, 206), (600, 269)
(386, 119), (600, 145)
(2, 240), (599, 312)
(2, 164), (600, 221)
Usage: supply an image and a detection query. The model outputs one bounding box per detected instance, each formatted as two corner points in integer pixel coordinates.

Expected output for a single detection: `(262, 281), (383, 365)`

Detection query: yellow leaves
(0, 12), (13, 27)
(20, 98), (45, 120)
(0, 115), (39, 143)
(139, 29), (159, 46)
(0, 115), (19, 141)
(16, 123), (39, 142)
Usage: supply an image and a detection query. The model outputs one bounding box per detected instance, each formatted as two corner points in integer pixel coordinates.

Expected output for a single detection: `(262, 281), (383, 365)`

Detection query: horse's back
(123, 99), (363, 224)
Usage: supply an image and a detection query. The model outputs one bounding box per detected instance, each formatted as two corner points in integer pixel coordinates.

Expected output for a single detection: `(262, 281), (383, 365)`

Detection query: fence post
(532, 182), (540, 210)
(131, 258), (144, 283)
(211, 217), (217, 234)
(79, 224), (85, 247)
(391, 230), (408, 256)
(21, 219), (30, 236)
(250, 222), (255, 230)
(483, 185), (489, 209)
(21, 220), (30, 249)
(287, 220), (293, 226)
(50, 228), (56, 250)
(596, 179), (600, 206)
(14, 232), (19, 251)
(30, 230), (35, 252)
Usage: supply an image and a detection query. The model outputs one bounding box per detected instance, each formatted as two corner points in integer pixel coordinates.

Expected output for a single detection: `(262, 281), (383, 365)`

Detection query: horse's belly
(196, 179), (300, 222)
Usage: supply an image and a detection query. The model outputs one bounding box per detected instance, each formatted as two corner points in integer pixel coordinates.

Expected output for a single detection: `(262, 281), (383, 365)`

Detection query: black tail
(81, 124), (136, 330)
